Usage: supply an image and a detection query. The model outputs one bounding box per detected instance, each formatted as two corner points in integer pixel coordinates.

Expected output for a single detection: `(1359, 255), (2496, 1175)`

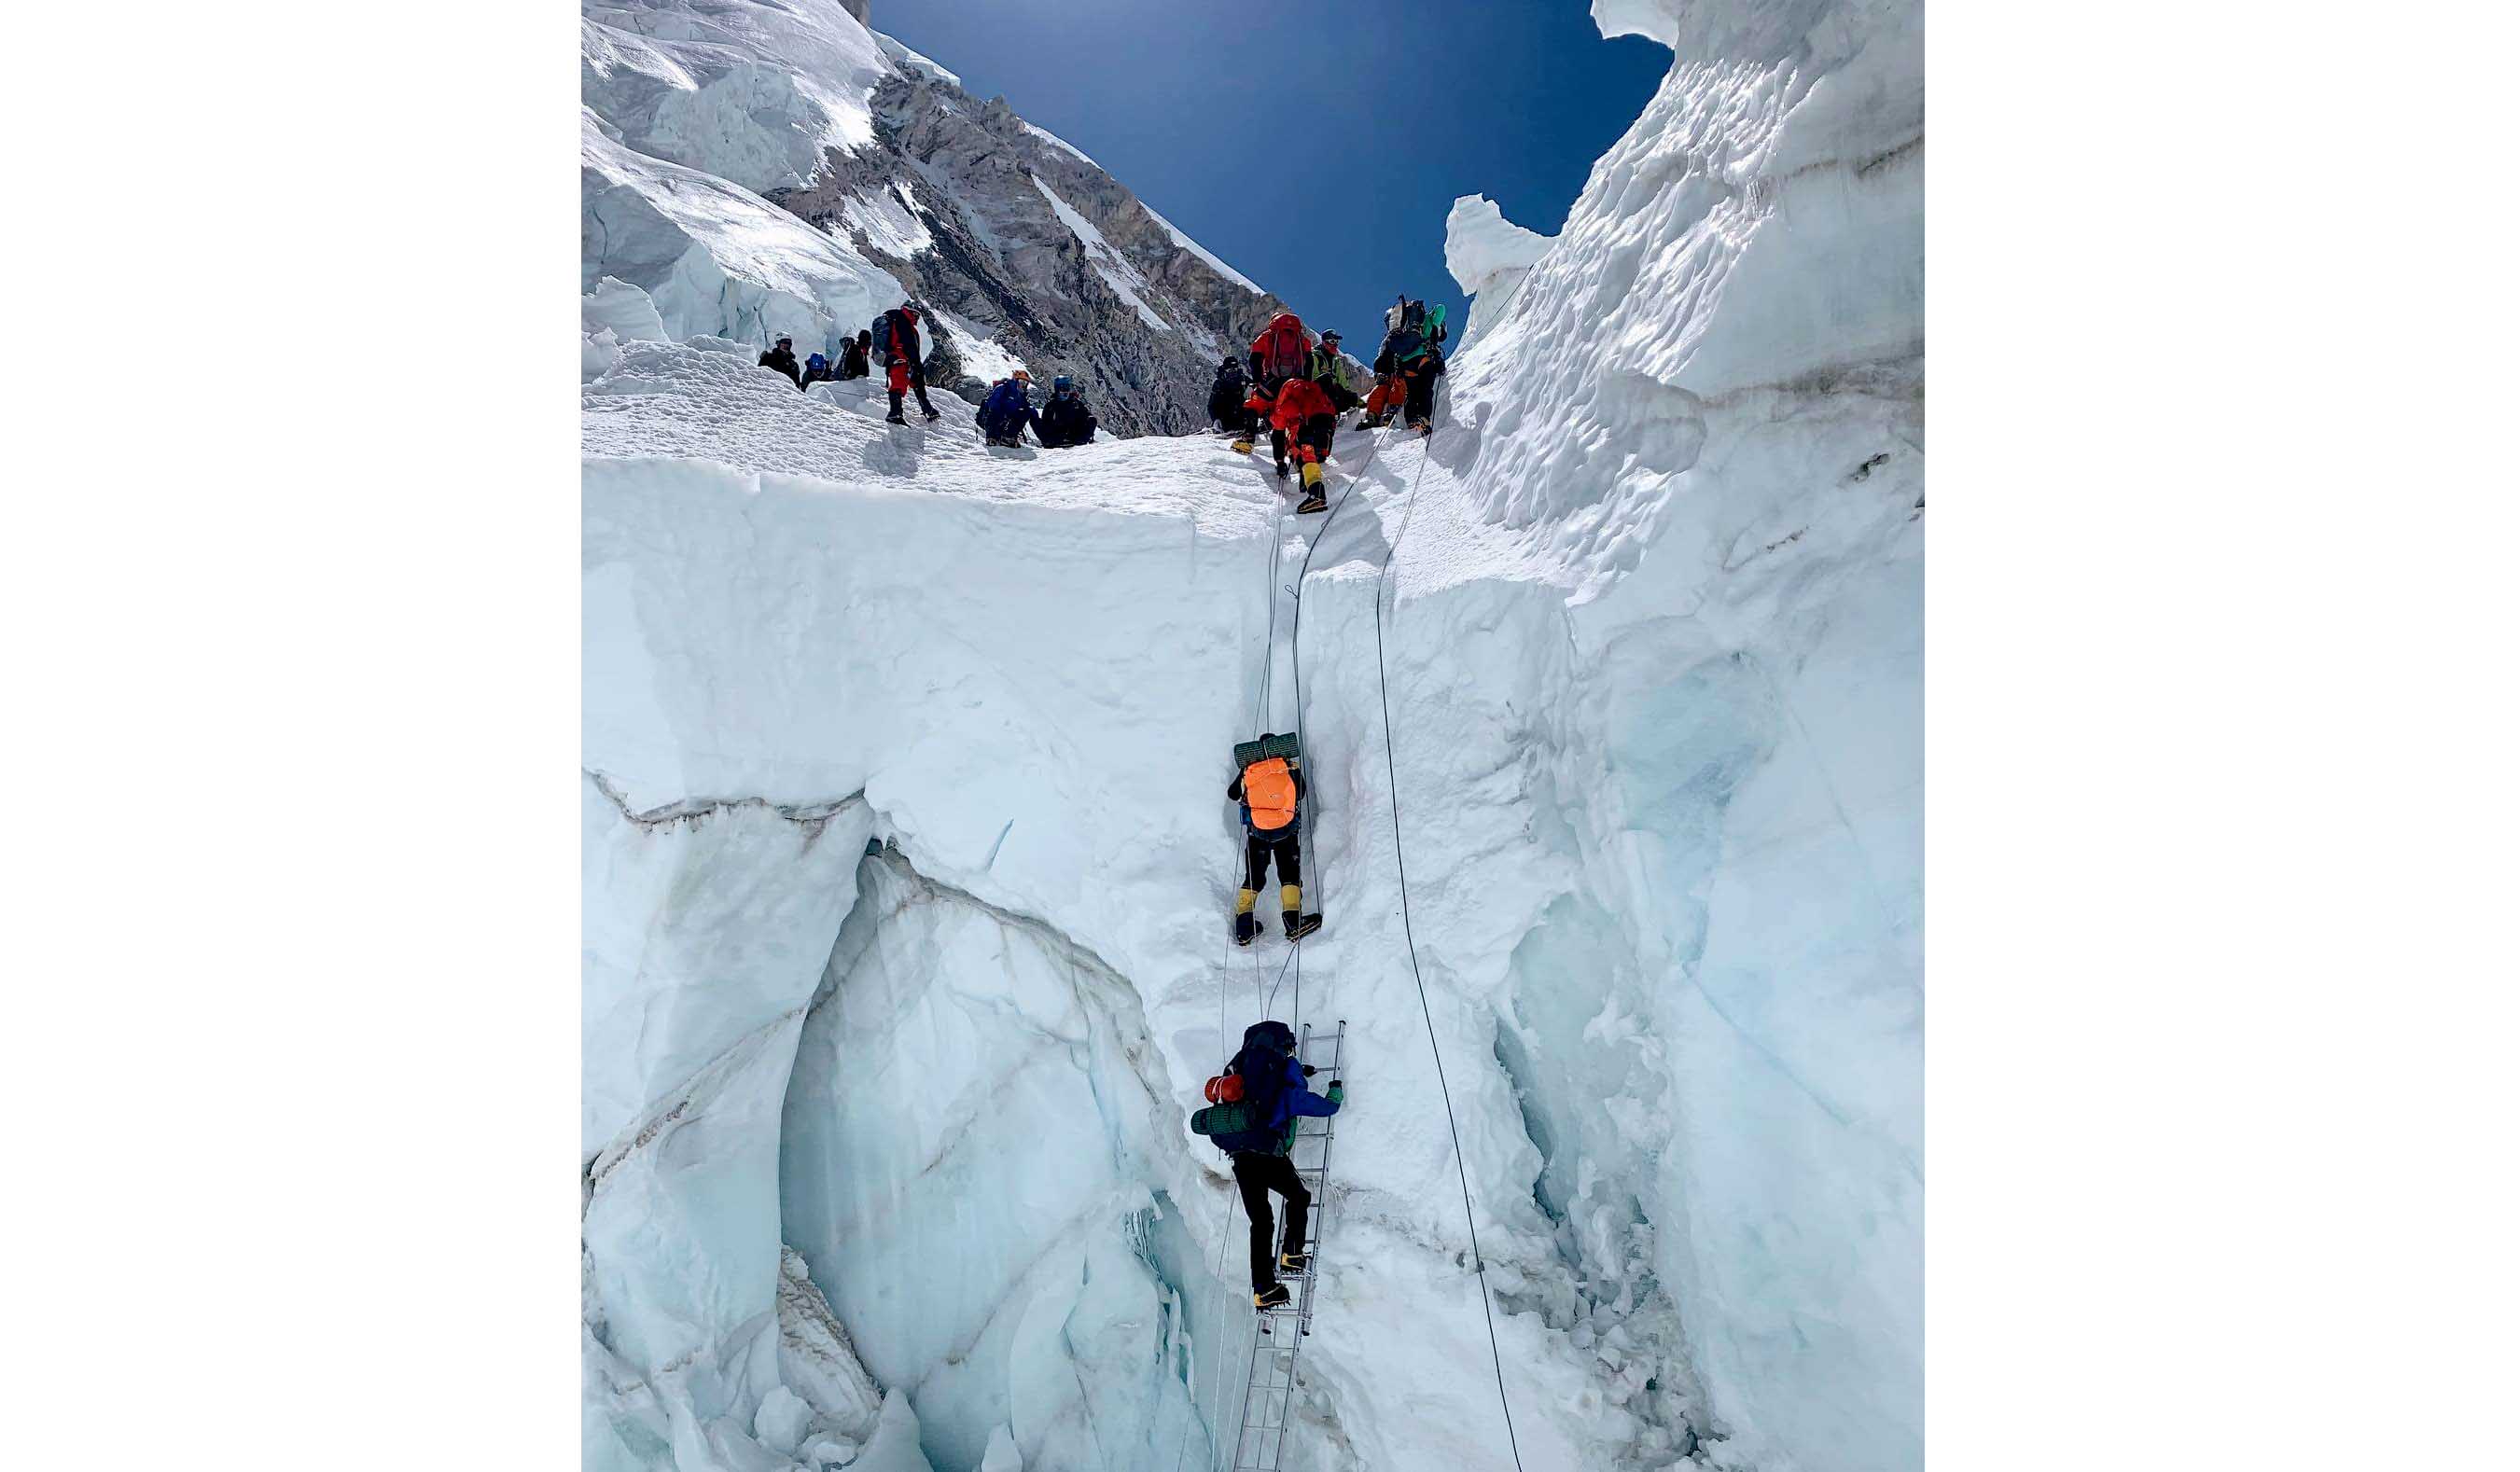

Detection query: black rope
(1369, 439), (1526, 1472)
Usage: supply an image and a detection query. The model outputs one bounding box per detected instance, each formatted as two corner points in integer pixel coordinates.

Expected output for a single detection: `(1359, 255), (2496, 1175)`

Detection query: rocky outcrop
(773, 71), (1288, 435)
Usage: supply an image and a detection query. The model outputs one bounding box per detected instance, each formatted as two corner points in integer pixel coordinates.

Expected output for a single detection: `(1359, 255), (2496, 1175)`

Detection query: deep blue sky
(875, 0), (1669, 352)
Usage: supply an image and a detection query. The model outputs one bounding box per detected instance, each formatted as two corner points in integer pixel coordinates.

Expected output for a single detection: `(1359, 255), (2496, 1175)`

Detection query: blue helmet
(1052, 375), (1073, 395)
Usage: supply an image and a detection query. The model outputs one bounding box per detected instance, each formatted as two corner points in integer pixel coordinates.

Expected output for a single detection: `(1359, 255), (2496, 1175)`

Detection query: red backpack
(1251, 312), (1308, 382)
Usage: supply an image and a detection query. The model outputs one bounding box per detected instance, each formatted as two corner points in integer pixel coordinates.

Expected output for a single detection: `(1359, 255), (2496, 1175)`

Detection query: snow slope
(583, 0), (1922, 1467)
(583, 0), (1291, 433)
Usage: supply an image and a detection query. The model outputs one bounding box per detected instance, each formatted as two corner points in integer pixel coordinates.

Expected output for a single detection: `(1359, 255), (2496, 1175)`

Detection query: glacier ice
(1443, 195), (1554, 344)
(583, 0), (1922, 1466)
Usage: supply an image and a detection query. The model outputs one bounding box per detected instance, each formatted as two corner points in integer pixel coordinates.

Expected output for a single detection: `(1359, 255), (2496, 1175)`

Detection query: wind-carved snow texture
(583, 0), (1920, 1467)
(1444, 196), (1554, 347)
(581, 0), (1285, 433)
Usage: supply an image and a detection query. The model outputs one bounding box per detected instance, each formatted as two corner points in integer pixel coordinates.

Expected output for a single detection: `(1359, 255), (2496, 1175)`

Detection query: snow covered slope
(581, 0), (1289, 433)
(582, 0), (1921, 1467)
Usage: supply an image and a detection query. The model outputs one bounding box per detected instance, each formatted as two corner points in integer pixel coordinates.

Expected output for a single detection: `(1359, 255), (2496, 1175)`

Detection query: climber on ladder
(1190, 1020), (1345, 1310)
(1230, 733), (1322, 945)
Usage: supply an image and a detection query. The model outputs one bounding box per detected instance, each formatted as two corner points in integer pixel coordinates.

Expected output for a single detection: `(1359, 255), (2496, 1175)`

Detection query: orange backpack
(1242, 757), (1297, 832)
(1252, 312), (1308, 382)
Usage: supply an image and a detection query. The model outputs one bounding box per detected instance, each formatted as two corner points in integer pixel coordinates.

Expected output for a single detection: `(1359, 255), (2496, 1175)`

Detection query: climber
(1202, 1020), (1344, 1311)
(976, 369), (1041, 447)
(801, 351), (831, 386)
(838, 329), (872, 382)
(1036, 375), (1099, 448)
(1361, 300), (1448, 433)
(1208, 356), (1253, 437)
(872, 299), (942, 424)
(1229, 736), (1321, 943)
(1269, 372), (1338, 514)
(1308, 328), (1362, 414)
(1246, 310), (1311, 395)
(758, 334), (803, 390)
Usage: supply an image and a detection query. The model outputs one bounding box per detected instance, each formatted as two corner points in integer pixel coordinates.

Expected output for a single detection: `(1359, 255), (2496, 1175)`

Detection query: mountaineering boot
(1412, 421), (1433, 437)
(1233, 912), (1259, 947)
(1254, 1284), (1292, 1312)
(922, 405), (940, 422)
(1230, 437), (1255, 455)
(884, 410), (908, 425)
(1283, 911), (1322, 941)
(1279, 1250), (1312, 1277)
(1296, 492), (1327, 514)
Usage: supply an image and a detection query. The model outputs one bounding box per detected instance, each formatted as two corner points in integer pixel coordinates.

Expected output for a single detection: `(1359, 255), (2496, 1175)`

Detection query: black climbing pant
(1232, 1150), (1310, 1292)
(1243, 829), (1301, 892)
(1403, 365), (1440, 427)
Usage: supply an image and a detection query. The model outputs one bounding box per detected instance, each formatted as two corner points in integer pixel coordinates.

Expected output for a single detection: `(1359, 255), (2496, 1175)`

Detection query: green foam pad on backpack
(1232, 732), (1302, 769)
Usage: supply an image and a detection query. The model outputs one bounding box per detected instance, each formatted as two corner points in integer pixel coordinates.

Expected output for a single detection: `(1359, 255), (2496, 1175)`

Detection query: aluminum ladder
(1225, 1020), (1345, 1471)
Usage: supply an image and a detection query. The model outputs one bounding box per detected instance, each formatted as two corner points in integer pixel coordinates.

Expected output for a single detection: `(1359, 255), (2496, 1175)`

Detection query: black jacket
(838, 340), (870, 380)
(1038, 395), (1098, 448)
(1208, 364), (1249, 422)
(759, 345), (802, 388)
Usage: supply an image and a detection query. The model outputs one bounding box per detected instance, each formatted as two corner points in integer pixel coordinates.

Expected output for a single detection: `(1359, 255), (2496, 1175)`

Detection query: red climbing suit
(1269, 377), (1336, 465)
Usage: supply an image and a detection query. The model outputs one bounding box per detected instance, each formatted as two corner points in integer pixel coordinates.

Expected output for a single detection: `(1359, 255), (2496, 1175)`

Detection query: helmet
(1319, 329), (1342, 343)
(1242, 1020), (1297, 1055)
(1052, 375), (1073, 394)
(775, 335), (792, 346)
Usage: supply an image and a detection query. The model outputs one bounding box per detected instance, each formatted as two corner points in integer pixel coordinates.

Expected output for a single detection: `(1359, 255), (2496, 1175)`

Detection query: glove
(1325, 1079), (1344, 1105)
(1301, 1064), (1316, 1077)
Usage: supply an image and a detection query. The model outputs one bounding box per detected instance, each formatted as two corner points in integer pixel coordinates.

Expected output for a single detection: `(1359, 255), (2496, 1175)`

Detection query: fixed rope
(1283, 421), (1398, 1034)
(1367, 438), (1528, 1471)
(1195, 418), (1401, 1471)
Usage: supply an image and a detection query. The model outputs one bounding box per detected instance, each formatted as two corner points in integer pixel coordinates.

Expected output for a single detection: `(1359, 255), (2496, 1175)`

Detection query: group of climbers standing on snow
(1210, 295), (1449, 508)
(800, 331), (871, 388)
(759, 330), (875, 391)
(753, 299), (1100, 451)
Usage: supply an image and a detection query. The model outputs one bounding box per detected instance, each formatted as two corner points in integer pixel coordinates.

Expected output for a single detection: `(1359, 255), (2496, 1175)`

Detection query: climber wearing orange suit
(1269, 374), (1338, 515)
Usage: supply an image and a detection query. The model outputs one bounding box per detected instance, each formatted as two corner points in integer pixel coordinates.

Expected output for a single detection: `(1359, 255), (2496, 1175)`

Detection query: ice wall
(1436, 0), (1925, 1465)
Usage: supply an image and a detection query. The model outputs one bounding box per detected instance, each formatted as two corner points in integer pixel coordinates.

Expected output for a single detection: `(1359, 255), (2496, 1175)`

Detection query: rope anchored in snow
(1368, 440), (1529, 1472)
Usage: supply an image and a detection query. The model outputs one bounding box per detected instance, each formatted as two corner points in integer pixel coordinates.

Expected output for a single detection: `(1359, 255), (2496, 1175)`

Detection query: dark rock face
(773, 71), (1291, 437)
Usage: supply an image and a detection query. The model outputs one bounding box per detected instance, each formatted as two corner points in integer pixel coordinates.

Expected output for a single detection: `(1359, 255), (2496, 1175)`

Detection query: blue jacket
(1266, 1052), (1340, 1131)
(1210, 1041), (1338, 1154)
(979, 379), (1039, 439)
